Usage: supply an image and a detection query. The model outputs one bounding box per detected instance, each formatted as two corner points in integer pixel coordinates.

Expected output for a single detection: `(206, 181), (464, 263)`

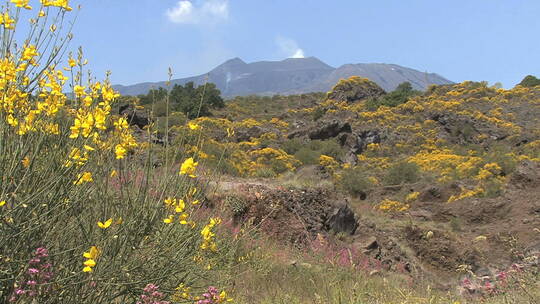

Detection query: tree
(138, 87), (167, 105)
(138, 82), (224, 119)
(518, 75), (540, 88)
(365, 81), (420, 110)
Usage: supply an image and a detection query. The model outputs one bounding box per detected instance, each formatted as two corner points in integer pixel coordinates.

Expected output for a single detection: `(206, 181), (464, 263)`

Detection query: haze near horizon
(72, 1), (540, 88)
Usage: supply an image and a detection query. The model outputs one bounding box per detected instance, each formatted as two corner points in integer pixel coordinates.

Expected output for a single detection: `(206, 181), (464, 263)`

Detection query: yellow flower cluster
(377, 199), (410, 213)
(475, 163), (502, 181)
(408, 148), (481, 182)
(163, 187), (199, 225)
(249, 147), (301, 174)
(82, 246), (100, 273)
(405, 191), (420, 202)
(163, 198), (188, 225)
(200, 217), (221, 252)
(448, 186), (485, 203)
(180, 157), (198, 178)
(0, 11), (15, 29)
(319, 154), (339, 172)
(113, 117), (138, 159)
(40, 0), (72, 11)
(74, 172), (93, 185)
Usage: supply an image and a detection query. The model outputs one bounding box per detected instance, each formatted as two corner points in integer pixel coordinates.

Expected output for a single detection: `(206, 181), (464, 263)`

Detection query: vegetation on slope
(1, 1), (539, 303)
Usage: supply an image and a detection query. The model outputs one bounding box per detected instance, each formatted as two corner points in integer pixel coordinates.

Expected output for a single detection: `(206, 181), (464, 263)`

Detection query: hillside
(113, 57), (453, 97)
(130, 77), (540, 301)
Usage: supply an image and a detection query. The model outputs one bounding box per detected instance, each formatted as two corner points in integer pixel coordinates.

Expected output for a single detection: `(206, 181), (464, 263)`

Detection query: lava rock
(325, 203), (358, 235)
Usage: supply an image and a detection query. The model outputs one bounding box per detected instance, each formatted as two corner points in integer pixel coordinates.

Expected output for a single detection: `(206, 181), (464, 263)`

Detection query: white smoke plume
(276, 36), (305, 59)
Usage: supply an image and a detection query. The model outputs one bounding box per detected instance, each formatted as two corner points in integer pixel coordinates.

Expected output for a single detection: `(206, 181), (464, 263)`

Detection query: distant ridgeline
(113, 57), (453, 98)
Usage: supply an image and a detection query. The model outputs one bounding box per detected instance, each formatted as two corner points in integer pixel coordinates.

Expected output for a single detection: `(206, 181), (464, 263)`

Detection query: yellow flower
(405, 191), (420, 202)
(0, 201), (6, 207)
(41, 0), (73, 11)
(115, 144), (127, 159)
(188, 122), (200, 130)
(74, 172), (93, 185)
(175, 199), (186, 213)
(110, 170), (117, 177)
(114, 117), (129, 130)
(97, 218), (112, 229)
(83, 246), (100, 259)
(0, 12), (16, 29)
(164, 197), (175, 206)
(179, 157), (198, 178)
(163, 215), (174, 224)
(178, 213), (189, 225)
(83, 95), (93, 106)
(82, 266), (93, 273)
(83, 259), (96, 267)
(22, 156), (30, 168)
(11, 0), (32, 9)
(74, 85), (86, 98)
(68, 56), (76, 67)
(21, 45), (39, 62)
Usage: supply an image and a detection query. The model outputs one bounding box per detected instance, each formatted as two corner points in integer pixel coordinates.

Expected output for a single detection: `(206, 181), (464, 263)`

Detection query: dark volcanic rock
(340, 130), (382, 164)
(119, 104), (150, 129)
(235, 126), (266, 142)
(326, 203), (359, 235)
(308, 120), (352, 140)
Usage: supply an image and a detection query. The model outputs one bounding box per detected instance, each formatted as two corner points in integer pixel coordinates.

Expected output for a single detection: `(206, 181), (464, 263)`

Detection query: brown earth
(206, 164), (540, 288)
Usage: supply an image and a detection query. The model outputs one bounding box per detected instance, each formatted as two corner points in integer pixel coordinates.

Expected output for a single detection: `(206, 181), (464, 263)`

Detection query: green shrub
(384, 161), (420, 185)
(340, 167), (373, 197)
(254, 167), (277, 178)
(0, 6), (233, 303)
(282, 138), (305, 155)
(312, 107), (327, 121)
(365, 82), (421, 111)
(518, 75), (540, 88)
(225, 195), (248, 216)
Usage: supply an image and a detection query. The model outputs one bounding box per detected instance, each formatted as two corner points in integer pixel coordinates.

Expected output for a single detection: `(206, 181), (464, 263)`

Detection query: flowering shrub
(136, 284), (170, 304)
(377, 199), (410, 213)
(8, 247), (53, 303)
(0, 2), (232, 303)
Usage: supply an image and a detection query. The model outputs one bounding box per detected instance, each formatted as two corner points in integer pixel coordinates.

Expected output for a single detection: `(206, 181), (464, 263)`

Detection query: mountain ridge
(113, 57), (453, 97)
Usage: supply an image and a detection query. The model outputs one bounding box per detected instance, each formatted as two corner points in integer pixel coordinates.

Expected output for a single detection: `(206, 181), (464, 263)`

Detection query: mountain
(113, 57), (453, 98)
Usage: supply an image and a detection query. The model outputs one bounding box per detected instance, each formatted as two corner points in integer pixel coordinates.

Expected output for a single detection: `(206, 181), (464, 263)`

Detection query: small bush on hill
(365, 82), (421, 111)
(340, 167), (373, 197)
(384, 161), (420, 185)
(518, 75), (540, 88)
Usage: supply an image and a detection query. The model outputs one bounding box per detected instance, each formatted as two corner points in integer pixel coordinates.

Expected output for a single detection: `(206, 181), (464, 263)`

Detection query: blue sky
(68, 0), (540, 87)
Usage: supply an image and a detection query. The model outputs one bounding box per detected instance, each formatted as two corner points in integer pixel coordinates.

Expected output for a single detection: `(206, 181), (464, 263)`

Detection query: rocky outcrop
(230, 185), (359, 245)
(308, 121), (351, 140)
(287, 120), (351, 140)
(510, 160), (540, 188)
(235, 126), (266, 142)
(339, 130), (382, 164)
